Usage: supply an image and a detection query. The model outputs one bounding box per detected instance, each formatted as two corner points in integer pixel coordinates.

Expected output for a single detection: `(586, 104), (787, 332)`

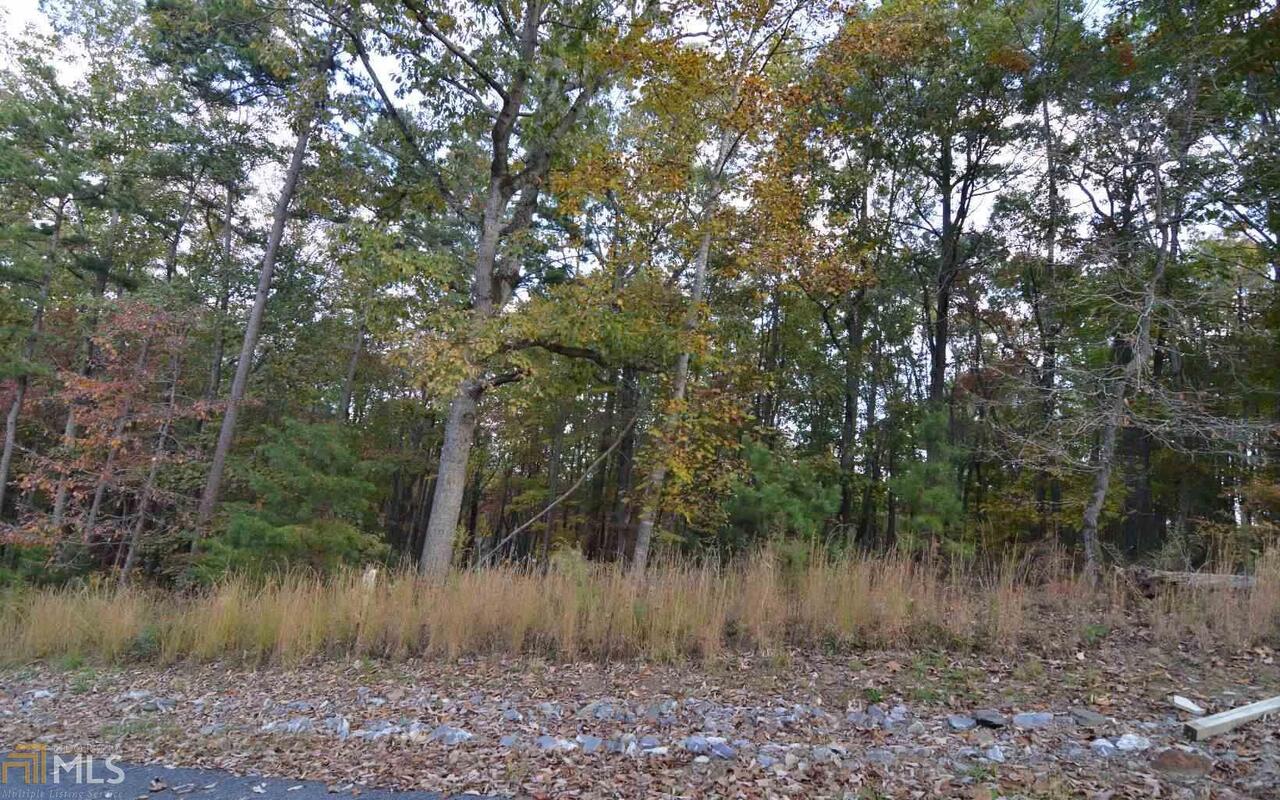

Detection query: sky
(1, 2), (51, 39)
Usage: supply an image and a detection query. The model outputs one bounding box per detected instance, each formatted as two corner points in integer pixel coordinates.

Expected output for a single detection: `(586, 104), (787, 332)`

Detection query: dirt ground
(1, 633), (1277, 799)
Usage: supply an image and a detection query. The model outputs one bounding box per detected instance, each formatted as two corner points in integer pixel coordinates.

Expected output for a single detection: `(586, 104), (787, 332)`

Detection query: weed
(1082, 623), (1110, 646)
(68, 667), (96, 694)
(1014, 656), (1046, 681)
(0, 546), (1273, 665)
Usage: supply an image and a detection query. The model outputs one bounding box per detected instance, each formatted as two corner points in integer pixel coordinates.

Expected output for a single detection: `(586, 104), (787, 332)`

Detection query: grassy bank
(2, 550), (1277, 665)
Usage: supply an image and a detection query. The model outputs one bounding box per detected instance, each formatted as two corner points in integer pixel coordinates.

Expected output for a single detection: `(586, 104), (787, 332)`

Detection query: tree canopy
(0, 0), (1276, 584)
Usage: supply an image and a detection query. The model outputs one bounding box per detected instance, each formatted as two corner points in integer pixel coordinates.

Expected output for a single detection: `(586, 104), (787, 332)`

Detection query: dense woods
(0, 0), (1276, 587)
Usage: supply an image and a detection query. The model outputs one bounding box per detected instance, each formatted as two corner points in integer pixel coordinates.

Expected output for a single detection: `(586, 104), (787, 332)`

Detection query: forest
(0, 0), (1276, 588)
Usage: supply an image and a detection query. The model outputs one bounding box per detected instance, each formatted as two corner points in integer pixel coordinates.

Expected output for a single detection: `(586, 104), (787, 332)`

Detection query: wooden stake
(1184, 696), (1280, 741)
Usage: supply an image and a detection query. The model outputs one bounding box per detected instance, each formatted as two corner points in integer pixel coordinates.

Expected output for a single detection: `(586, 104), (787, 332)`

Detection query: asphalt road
(0, 760), (504, 800)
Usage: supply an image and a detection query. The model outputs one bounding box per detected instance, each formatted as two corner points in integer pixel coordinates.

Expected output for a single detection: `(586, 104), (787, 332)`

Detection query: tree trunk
(489, 461), (515, 562)
(81, 338), (151, 542)
(204, 186), (235, 416)
(164, 181), (198, 283)
(196, 94), (325, 531)
(754, 289), (783, 432)
(417, 172), (511, 575)
(928, 285), (951, 407)
(609, 370), (638, 558)
(1080, 64), (1197, 575)
(120, 351), (182, 585)
(52, 231), (114, 528)
(542, 411), (567, 562)
(838, 297), (864, 531)
(0, 201), (64, 518)
(1079, 232), (1172, 575)
(49, 410), (78, 528)
(928, 131), (956, 408)
(630, 226), (712, 576)
(584, 384), (615, 557)
(338, 316), (365, 423)
(1035, 94), (1061, 537)
(418, 381), (481, 573)
(856, 341), (882, 546)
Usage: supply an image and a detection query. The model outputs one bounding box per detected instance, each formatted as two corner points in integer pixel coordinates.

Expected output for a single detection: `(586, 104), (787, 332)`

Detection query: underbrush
(1, 549), (1276, 665)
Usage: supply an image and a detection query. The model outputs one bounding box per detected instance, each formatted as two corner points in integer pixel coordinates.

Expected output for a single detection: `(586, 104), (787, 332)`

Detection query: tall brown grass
(1, 549), (1276, 666)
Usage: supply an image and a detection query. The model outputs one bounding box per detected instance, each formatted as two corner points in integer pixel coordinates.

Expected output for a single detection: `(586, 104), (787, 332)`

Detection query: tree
(351, 0), (669, 575)
(629, 0), (808, 575)
(0, 31), (87, 518)
(171, 1), (340, 529)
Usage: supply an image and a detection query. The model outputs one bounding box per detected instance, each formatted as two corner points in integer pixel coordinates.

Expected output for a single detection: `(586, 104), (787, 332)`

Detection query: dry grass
(1, 548), (1276, 666)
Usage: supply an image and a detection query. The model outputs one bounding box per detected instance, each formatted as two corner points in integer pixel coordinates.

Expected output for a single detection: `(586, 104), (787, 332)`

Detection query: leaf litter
(1, 638), (1276, 799)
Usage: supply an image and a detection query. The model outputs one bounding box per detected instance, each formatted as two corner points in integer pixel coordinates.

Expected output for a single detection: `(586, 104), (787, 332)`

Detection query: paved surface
(0, 760), (502, 800)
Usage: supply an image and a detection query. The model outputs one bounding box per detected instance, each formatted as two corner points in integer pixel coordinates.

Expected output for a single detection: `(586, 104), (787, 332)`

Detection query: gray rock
(864, 747), (895, 765)
(355, 688), (385, 707)
(681, 735), (710, 754)
(1090, 738), (1118, 758)
(353, 720), (400, 741)
(644, 746), (669, 756)
(1070, 707), (1108, 728)
(536, 701), (562, 718)
(638, 735), (661, 749)
(536, 735), (576, 752)
(265, 716), (313, 734)
(1013, 712), (1055, 729)
(501, 707), (523, 722)
(948, 714), (978, 731)
(577, 700), (617, 721)
(775, 707), (801, 727)
(888, 704), (910, 722)
(285, 700), (313, 712)
(324, 715), (350, 739)
(1115, 733), (1151, 752)
(810, 745), (838, 764)
(906, 720), (926, 735)
(575, 734), (604, 754)
(121, 690), (150, 702)
(197, 723), (225, 736)
(141, 698), (176, 713)
(1061, 745), (1090, 760)
(846, 710), (874, 728)
(984, 745), (1005, 763)
(499, 734), (521, 748)
(1170, 695), (1205, 716)
(702, 710), (737, 734)
(710, 741), (736, 759)
(756, 753), (780, 769)
(973, 709), (1008, 728)
(644, 699), (677, 721)
(427, 725), (473, 746)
